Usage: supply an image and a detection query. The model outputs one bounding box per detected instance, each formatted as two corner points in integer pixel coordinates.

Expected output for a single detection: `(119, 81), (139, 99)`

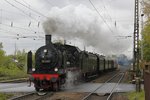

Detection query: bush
(0, 66), (27, 79)
(0, 43), (28, 80)
(128, 90), (145, 100)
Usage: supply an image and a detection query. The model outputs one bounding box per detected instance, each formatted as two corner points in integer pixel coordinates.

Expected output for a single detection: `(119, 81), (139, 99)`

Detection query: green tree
(0, 42), (3, 49)
(0, 43), (27, 79)
(9, 49), (27, 70)
(142, 1), (150, 61)
(0, 43), (6, 66)
(143, 22), (150, 61)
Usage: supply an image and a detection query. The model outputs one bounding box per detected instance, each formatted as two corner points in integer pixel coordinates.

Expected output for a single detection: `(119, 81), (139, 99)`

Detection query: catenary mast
(133, 0), (141, 92)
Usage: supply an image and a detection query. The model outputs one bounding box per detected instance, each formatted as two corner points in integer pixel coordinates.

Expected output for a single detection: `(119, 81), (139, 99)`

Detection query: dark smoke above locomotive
(27, 35), (117, 91)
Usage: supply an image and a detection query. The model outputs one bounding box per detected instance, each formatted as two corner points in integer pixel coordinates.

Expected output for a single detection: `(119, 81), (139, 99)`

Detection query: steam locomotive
(27, 35), (117, 91)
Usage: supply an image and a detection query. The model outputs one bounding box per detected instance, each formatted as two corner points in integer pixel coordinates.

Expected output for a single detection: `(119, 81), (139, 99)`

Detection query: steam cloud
(43, 4), (131, 55)
(64, 71), (81, 89)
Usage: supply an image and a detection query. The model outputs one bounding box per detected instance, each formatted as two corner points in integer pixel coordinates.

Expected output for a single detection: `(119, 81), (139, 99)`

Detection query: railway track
(10, 92), (54, 100)
(81, 72), (125, 100)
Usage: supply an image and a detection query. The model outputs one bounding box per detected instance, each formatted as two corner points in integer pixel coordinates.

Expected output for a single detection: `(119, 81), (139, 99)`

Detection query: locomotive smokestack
(45, 35), (51, 45)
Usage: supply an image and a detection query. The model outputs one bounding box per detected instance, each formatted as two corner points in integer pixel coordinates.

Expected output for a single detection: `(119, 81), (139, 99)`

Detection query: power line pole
(133, 0), (141, 92)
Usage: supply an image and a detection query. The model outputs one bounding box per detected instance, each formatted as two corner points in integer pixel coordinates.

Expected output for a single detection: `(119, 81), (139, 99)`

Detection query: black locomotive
(27, 35), (117, 91)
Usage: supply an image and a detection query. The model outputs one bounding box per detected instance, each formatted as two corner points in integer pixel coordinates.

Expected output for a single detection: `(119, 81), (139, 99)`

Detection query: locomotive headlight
(32, 68), (35, 71)
(54, 68), (58, 72)
(44, 49), (47, 53)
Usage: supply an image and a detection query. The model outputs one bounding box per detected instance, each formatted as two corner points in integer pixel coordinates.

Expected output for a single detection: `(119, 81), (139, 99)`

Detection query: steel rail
(10, 92), (53, 100)
(9, 92), (35, 100)
(35, 92), (54, 100)
(82, 72), (120, 100)
(106, 72), (125, 100)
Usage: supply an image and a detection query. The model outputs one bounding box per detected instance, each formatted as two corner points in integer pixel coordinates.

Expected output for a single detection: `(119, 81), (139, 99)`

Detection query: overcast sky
(0, 0), (137, 58)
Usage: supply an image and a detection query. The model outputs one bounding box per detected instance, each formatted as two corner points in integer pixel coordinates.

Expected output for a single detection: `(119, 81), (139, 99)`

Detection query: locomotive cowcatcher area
(0, 35), (137, 100)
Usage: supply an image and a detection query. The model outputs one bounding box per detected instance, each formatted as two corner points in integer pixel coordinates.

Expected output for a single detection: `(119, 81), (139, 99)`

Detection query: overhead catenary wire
(0, 26), (37, 35)
(0, 29), (44, 40)
(104, 0), (118, 27)
(21, 0), (42, 24)
(0, 29), (18, 35)
(0, 1), (47, 53)
(0, 15), (42, 29)
(45, 0), (52, 6)
(22, 0), (30, 6)
(13, 0), (48, 18)
(0, 22), (44, 34)
(4, 0), (39, 21)
(2, 0), (49, 41)
(0, 19), (44, 40)
(0, 10), (43, 39)
(0, 9), (33, 19)
(101, 0), (113, 22)
(88, 0), (114, 33)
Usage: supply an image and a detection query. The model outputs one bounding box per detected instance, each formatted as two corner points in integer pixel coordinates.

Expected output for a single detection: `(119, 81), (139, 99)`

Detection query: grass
(127, 90), (145, 100)
(0, 93), (13, 100)
(0, 66), (28, 81)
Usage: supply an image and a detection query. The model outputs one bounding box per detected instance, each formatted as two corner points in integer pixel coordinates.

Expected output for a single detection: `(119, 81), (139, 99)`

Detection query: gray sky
(0, 0), (137, 58)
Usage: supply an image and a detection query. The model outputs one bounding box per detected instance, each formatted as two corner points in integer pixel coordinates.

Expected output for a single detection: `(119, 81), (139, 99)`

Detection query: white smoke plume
(43, 4), (131, 55)
(63, 71), (81, 89)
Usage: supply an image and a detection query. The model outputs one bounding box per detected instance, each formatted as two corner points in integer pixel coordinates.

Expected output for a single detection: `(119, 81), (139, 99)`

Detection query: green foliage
(127, 90), (145, 100)
(0, 66), (27, 79)
(0, 93), (13, 100)
(142, 1), (150, 61)
(11, 49), (27, 70)
(142, 21), (150, 61)
(0, 42), (28, 79)
(0, 43), (6, 67)
(0, 42), (3, 50)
